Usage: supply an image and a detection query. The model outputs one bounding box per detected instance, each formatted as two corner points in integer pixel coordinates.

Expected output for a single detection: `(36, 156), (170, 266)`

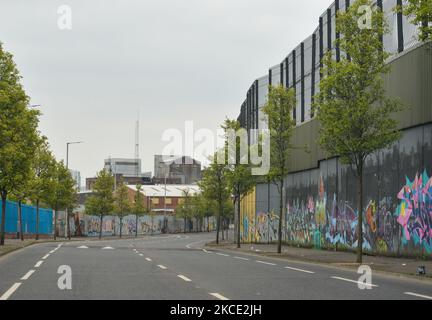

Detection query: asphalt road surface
(1, 233), (431, 300)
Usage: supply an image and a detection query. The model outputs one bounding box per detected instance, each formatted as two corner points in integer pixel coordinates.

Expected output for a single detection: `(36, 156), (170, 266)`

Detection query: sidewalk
(207, 241), (432, 280)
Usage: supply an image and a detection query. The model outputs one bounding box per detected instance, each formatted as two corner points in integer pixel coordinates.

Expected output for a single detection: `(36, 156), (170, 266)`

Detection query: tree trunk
(216, 213), (221, 244)
(120, 216), (123, 238)
(207, 216), (210, 232)
(221, 218), (225, 241)
(18, 200), (24, 241)
(237, 195), (241, 248)
(36, 200), (40, 240)
(357, 163), (364, 264)
(277, 179), (283, 254)
(99, 215), (103, 239)
(54, 210), (58, 240)
(135, 214), (138, 238)
(1, 191), (7, 246)
(66, 209), (71, 240)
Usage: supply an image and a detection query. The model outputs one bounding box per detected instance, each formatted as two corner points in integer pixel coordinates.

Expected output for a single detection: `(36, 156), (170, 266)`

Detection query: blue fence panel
(0, 200), (53, 235)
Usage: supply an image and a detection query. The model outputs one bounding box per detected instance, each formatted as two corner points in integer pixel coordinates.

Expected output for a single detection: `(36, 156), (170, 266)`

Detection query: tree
(48, 161), (76, 240)
(133, 184), (147, 237)
(199, 158), (230, 244)
(28, 138), (57, 240)
(114, 181), (131, 238)
(222, 119), (255, 248)
(314, 0), (404, 263)
(85, 169), (114, 239)
(0, 42), (40, 245)
(262, 84), (296, 254)
(177, 189), (193, 233)
(400, 0), (432, 42)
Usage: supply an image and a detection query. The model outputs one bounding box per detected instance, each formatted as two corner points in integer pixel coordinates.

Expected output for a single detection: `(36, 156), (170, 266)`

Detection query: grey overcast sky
(0, 0), (330, 184)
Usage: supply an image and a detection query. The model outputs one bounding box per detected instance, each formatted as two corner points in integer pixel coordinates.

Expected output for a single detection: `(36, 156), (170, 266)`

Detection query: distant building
(85, 157), (152, 190)
(153, 155), (201, 185)
(104, 158), (151, 178)
(69, 170), (81, 189)
(127, 184), (201, 215)
(154, 155), (179, 179)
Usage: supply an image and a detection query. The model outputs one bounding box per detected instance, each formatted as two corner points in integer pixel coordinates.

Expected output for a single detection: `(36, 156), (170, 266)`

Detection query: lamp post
(65, 141), (84, 240)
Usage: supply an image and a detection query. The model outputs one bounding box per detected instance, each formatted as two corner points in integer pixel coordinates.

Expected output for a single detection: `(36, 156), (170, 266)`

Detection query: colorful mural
(241, 170), (432, 256)
(396, 170), (432, 253)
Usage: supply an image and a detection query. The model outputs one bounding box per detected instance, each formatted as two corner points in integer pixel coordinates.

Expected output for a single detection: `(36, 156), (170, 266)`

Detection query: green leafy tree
(85, 169), (114, 239)
(114, 181), (131, 238)
(133, 184), (147, 237)
(0, 42), (40, 245)
(262, 84), (296, 254)
(400, 0), (432, 42)
(29, 137), (57, 240)
(198, 157), (230, 244)
(222, 118), (255, 248)
(314, 0), (404, 263)
(48, 161), (76, 240)
(177, 188), (193, 233)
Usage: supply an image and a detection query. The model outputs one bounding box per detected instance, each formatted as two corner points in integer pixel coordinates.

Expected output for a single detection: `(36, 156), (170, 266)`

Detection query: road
(0, 232), (431, 300)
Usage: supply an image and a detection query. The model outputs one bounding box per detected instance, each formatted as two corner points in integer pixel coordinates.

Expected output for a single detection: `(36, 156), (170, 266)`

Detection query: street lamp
(66, 141), (84, 169)
(65, 141), (84, 240)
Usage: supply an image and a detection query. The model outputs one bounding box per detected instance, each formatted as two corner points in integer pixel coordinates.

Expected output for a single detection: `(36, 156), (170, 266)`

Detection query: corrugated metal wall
(0, 200), (53, 235)
(245, 123), (432, 257)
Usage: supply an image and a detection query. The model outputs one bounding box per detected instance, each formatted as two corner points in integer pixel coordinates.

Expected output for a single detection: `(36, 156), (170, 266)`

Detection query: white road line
(234, 256), (250, 261)
(34, 261), (44, 268)
(102, 246), (114, 250)
(42, 254), (50, 260)
(178, 275), (192, 282)
(21, 270), (35, 280)
(139, 254), (144, 256)
(77, 246), (88, 249)
(145, 258), (152, 262)
(157, 265), (167, 270)
(284, 266), (315, 274)
(209, 293), (229, 300)
(331, 276), (379, 288)
(216, 253), (229, 257)
(49, 250), (55, 254)
(256, 260), (276, 266)
(0, 283), (22, 300)
(404, 292), (432, 300)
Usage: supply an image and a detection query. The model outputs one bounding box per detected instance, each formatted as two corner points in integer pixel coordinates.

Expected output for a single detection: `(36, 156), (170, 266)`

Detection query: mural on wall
(396, 170), (432, 253)
(246, 170), (432, 256)
(256, 212), (278, 243)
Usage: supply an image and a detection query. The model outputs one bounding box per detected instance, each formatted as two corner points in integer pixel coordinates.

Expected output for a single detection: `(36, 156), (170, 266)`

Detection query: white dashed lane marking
(177, 275), (192, 282)
(404, 292), (432, 300)
(256, 260), (276, 266)
(145, 258), (152, 262)
(0, 283), (22, 300)
(216, 253), (229, 257)
(158, 265), (168, 270)
(234, 256), (250, 261)
(331, 276), (378, 288)
(284, 266), (315, 274)
(20, 270), (35, 280)
(102, 246), (114, 250)
(209, 293), (229, 300)
(42, 254), (50, 260)
(34, 261), (44, 268)
(77, 246), (89, 249)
